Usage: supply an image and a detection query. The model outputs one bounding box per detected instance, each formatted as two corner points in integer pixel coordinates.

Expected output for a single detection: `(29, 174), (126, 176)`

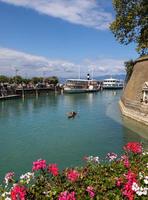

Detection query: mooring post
(36, 89), (38, 98)
(22, 89), (25, 99)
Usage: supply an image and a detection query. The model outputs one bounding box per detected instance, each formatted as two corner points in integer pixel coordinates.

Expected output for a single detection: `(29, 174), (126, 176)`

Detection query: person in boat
(67, 111), (77, 118)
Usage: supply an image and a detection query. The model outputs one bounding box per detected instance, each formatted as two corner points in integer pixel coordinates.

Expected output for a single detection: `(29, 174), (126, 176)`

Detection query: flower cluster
(132, 182), (148, 196)
(20, 172), (34, 184)
(86, 186), (95, 198)
(32, 159), (46, 171)
(122, 171), (137, 200)
(4, 172), (15, 185)
(123, 142), (142, 154)
(58, 191), (76, 200)
(120, 155), (130, 168)
(48, 164), (59, 176)
(107, 152), (117, 161)
(84, 156), (100, 163)
(11, 185), (26, 200)
(66, 169), (80, 182)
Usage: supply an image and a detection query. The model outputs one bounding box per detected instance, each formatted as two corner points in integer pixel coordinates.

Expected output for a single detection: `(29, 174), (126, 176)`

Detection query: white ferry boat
(63, 79), (100, 93)
(102, 78), (124, 89)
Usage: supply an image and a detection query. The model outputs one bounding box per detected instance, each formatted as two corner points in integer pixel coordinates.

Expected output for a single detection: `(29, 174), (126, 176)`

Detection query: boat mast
(78, 66), (81, 79)
(92, 68), (94, 80)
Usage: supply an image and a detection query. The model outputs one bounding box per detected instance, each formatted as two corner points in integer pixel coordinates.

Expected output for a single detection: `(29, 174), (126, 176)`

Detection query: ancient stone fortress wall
(120, 56), (148, 125)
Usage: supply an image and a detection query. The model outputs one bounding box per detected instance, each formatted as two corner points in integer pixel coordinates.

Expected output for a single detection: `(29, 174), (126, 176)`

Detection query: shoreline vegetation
(0, 75), (59, 85)
(0, 142), (147, 200)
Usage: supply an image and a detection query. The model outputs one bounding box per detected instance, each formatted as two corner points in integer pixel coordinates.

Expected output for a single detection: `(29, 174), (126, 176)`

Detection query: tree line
(0, 75), (59, 85)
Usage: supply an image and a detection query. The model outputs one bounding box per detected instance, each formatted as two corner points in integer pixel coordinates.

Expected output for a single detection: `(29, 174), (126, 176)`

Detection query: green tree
(22, 78), (31, 84)
(11, 76), (24, 84)
(0, 75), (9, 83)
(45, 76), (59, 85)
(124, 59), (135, 83)
(31, 77), (44, 84)
(110, 0), (148, 55)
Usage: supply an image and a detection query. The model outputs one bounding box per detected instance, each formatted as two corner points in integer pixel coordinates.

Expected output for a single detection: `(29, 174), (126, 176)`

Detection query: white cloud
(0, 0), (113, 30)
(0, 47), (125, 78)
(0, 47), (79, 77)
(84, 58), (125, 76)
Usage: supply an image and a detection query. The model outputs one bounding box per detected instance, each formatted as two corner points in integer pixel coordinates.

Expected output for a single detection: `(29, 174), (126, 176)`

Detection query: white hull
(102, 85), (123, 89)
(63, 78), (100, 94)
(102, 78), (124, 89)
(64, 87), (99, 93)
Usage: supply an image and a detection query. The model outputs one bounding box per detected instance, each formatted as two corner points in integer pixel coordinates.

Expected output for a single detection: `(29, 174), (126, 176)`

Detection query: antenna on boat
(78, 66), (81, 79)
(91, 65), (94, 80)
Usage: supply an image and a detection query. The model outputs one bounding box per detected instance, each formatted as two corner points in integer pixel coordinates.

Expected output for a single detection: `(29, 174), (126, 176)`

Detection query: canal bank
(119, 100), (148, 126)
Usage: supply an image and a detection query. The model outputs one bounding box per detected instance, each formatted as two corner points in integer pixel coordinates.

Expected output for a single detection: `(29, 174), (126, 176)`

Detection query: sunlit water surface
(0, 90), (148, 178)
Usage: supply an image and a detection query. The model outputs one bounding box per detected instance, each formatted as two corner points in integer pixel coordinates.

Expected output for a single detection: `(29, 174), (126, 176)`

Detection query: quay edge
(119, 100), (148, 126)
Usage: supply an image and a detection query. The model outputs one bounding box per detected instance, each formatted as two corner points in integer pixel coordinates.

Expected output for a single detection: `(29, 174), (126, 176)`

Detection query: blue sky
(0, 0), (138, 78)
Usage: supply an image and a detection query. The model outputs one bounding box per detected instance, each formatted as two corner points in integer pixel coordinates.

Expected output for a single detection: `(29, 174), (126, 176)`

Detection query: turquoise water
(0, 90), (148, 178)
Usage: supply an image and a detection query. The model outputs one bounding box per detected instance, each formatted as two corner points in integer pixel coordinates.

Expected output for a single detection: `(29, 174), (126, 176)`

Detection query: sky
(0, 0), (139, 78)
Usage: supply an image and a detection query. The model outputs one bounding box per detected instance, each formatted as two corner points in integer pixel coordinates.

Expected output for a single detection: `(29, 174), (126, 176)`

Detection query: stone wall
(120, 56), (148, 125)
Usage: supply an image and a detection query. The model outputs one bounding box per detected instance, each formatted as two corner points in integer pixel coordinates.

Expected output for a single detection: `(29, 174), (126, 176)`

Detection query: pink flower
(107, 152), (117, 161)
(67, 170), (79, 182)
(125, 171), (137, 181)
(86, 186), (95, 198)
(122, 171), (137, 200)
(4, 171), (15, 184)
(58, 191), (76, 200)
(32, 159), (46, 171)
(11, 185), (26, 200)
(122, 183), (135, 200)
(124, 158), (130, 168)
(48, 164), (59, 176)
(123, 142), (142, 154)
(116, 178), (122, 187)
(121, 155), (130, 168)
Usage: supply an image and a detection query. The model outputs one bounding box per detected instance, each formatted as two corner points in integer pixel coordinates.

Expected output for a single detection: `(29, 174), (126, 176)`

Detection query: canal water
(0, 90), (148, 178)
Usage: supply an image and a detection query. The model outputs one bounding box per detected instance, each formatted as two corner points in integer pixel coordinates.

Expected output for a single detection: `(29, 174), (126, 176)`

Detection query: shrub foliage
(0, 142), (148, 200)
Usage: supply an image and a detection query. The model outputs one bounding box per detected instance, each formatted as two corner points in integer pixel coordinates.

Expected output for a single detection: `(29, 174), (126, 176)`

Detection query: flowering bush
(0, 142), (147, 200)
(123, 142), (142, 154)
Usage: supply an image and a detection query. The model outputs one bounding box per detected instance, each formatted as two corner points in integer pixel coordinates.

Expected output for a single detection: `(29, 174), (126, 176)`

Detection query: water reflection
(0, 92), (60, 118)
(0, 91), (147, 179)
(122, 116), (148, 140)
(122, 125), (148, 150)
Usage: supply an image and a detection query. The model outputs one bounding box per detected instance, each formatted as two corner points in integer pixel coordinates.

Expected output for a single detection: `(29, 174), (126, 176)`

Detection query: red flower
(11, 185), (26, 200)
(32, 159), (46, 171)
(67, 169), (79, 182)
(123, 142), (142, 154)
(48, 164), (59, 176)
